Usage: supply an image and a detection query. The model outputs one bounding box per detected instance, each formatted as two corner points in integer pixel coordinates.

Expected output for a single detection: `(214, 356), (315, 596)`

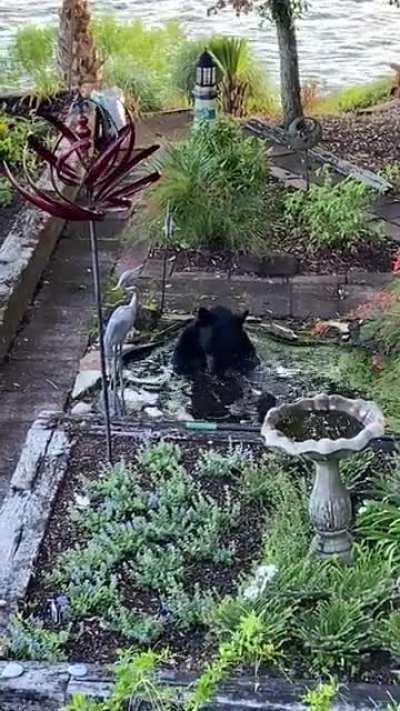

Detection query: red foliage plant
(2, 104), (160, 222)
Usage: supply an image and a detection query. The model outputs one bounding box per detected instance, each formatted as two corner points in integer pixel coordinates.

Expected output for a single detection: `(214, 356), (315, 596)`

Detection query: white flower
(242, 564), (279, 601)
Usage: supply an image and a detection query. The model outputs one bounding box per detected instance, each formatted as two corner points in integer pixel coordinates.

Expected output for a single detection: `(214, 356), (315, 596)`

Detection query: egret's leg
(112, 347), (119, 412)
(118, 344), (126, 415)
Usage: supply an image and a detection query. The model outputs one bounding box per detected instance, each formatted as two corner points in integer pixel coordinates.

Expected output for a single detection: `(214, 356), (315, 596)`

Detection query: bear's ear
(239, 310), (249, 323)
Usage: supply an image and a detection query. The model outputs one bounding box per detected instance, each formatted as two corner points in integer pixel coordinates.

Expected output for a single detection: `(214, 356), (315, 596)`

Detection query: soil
(152, 238), (396, 277)
(27, 432), (265, 668)
(320, 103), (400, 172)
(0, 91), (73, 121)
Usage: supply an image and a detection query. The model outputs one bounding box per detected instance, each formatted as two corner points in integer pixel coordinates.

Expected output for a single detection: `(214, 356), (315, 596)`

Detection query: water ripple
(0, 0), (399, 91)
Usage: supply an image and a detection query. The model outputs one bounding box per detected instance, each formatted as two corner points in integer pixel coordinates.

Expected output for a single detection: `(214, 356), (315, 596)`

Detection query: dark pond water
(116, 327), (351, 426)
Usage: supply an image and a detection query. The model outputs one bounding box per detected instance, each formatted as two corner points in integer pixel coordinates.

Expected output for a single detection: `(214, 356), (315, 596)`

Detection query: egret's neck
(129, 289), (137, 306)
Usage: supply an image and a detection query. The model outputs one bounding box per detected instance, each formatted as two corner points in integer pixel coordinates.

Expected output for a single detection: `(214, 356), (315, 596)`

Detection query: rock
(68, 663), (88, 678)
(124, 371), (170, 390)
(72, 370), (101, 399)
(124, 389), (159, 413)
(175, 407), (194, 422)
(1, 662), (24, 679)
(71, 402), (93, 416)
(267, 322), (298, 341)
(0, 599), (7, 608)
(78, 351), (101, 371)
(144, 407), (164, 418)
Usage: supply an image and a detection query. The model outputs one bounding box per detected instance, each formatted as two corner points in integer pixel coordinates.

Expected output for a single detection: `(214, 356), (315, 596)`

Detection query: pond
(91, 323), (355, 426)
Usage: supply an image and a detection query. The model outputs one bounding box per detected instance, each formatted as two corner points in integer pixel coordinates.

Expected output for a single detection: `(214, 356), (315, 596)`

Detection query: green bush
(284, 169), (381, 250)
(7, 24), (60, 99)
(333, 78), (391, 112)
(93, 17), (186, 112)
(138, 117), (270, 252)
(171, 35), (276, 116)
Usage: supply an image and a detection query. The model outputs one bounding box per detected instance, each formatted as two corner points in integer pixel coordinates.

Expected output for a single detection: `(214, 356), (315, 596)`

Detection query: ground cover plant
(5, 432), (400, 709)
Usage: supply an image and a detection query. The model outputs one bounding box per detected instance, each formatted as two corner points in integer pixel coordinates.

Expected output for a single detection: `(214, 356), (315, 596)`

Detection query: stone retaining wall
(140, 260), (393, 320)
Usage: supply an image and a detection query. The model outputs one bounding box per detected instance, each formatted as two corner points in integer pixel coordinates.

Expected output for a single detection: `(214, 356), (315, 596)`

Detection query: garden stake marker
(3, 96), (160, 463)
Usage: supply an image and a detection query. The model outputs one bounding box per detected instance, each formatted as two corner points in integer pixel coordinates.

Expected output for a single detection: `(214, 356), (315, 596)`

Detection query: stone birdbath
(261, 394), (385, 563)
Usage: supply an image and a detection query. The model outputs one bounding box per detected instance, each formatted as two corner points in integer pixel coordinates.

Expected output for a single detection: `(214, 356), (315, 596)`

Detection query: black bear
(172, 307), (216, 376)
(173, 305), (257, 377)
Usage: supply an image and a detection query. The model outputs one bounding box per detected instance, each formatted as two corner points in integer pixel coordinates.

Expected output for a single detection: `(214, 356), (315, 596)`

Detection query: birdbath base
(261, 394), (385, 567)
(309, 458), (353, 564)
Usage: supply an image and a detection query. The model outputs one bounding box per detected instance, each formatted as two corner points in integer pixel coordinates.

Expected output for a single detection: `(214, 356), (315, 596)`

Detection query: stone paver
(0, 231), (119, 501)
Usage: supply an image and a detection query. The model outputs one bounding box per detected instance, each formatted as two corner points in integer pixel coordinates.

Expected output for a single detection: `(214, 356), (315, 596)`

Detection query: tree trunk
(57, 0), (102, 93)
(273, 0), (303, 127)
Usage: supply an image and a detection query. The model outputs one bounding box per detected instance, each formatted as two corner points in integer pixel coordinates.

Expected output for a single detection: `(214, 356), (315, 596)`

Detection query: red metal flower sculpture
(3, 107), (160, 220)
(2, 101), (160, 463)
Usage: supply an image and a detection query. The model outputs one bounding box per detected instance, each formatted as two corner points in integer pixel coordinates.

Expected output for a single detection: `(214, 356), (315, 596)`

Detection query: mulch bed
(320, 103), (400, 172)
(151, 238), (397, 277)
(26, 432), (265, 668)
(0, 91), (73, 121)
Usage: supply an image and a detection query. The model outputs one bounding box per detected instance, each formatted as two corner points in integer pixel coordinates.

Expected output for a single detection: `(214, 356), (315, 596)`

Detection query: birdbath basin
(261, 394), (385, 563)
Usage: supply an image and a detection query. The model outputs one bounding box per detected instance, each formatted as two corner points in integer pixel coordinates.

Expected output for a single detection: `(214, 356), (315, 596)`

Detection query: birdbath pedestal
(261, 394), (384, 564)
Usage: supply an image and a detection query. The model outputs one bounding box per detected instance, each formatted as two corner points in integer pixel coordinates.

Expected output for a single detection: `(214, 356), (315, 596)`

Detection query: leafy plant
(303, 680), (339, 711)
(186, 606), (287, 710)
(373, 609), (400, 659)
(5, 614), (69, 661)
(196, 444), (253, 479)
(284, 168), (381, 250)
(297, 597), (371, 675)
(8, 24), (60, 101)
(93, 17), (186, 112)
(357, 499), (400, 570)
(63, 649), (173, 711)
(339, 449), (377, 493)
(0, 178), (13, 207)
(137, 117), (270, 252)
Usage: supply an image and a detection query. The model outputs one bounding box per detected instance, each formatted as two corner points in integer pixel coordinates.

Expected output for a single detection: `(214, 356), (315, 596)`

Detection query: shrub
(138, 117), (270, 252)
(7, 24), (60, 100)
(92, 17), (186, 112)
(171, 35), (276, 116)
(283, 169), (381, 250)
(333, 78), (391, 112)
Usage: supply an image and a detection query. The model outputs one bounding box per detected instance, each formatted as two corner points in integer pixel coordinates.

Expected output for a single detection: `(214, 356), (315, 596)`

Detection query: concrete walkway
(0, 227), (119, 500)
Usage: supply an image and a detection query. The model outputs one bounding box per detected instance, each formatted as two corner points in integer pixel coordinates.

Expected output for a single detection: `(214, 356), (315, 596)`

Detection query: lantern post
(193, 49), (218, 127)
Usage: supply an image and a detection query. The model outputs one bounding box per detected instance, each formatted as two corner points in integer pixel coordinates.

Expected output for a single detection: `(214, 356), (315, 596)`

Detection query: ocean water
(0, 0), (399, 92)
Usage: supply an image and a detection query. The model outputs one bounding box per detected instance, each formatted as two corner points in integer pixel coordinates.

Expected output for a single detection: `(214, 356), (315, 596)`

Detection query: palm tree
(171, 36), (273, 117)
(57, 0), (102, 92)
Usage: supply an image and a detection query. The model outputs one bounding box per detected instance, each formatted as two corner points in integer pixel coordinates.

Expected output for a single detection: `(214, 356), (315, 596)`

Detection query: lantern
(193, 49), (218, 127)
